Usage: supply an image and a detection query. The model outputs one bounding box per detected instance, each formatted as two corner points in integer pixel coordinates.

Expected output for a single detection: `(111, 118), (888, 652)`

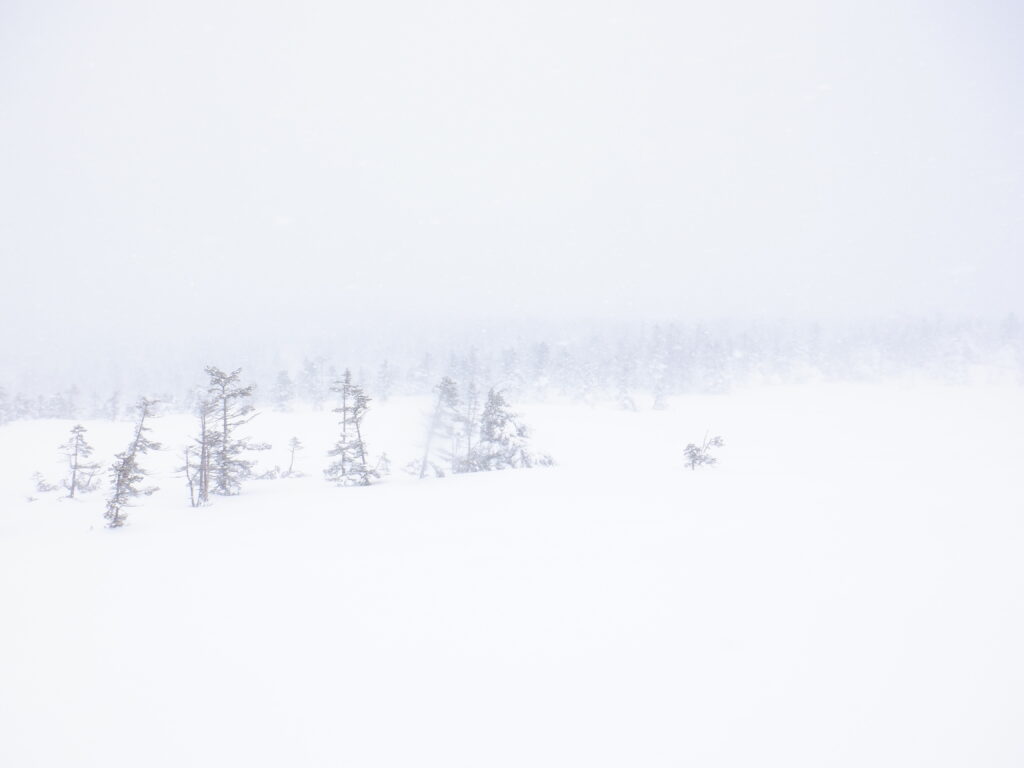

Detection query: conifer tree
(272, 370), (295, 411)
(105, 398), (160, 529)
(375, 360), (395, 401)
(205, 367), (258, 496)
(419, 376), (460, 478)
(454, 380), (481, 473)
(325, 369), (377, 486)
(285, 437), (304, 477)
(684, 434), (724, 470)
(469, 389), (551, 471)
(61, 424), (100, 498)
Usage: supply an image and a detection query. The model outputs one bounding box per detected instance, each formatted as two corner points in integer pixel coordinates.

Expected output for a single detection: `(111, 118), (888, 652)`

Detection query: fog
(1, 0), (1021, 378)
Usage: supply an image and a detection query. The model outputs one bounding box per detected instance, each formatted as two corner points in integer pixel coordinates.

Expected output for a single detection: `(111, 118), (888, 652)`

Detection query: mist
(2, 0), (1022, 379)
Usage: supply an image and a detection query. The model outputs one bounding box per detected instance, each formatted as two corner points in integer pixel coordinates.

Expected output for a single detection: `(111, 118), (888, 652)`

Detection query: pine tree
(285, 437), (304, 477)
(454, 380), (481, 473)
(0, 386), (9, 425)
(61, 424), (100, 498)
(324, 369), (377, 487)
(375, 360), (395, 402)
(205, 367), (258, 496)
(298, 357), (328, 409)
(419, 376), (460, 478)
(684, 434), (724, 470)
(469, 389), (551, 471)
(272, 370), (295, 411)
(105, 398), (161, 529)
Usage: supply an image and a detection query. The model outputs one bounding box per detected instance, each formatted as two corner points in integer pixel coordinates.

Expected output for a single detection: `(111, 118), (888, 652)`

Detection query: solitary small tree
(105, 398), (161, 529)
(325, 369), (378, 487)
(684, 434), (724, 470)
(284, 437), (304, 477)
(61, 424), (100, 498)
(205, 367), (258, 496)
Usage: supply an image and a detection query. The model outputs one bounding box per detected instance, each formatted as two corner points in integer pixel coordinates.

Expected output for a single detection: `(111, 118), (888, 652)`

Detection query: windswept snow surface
(2, 385), (1023, 767)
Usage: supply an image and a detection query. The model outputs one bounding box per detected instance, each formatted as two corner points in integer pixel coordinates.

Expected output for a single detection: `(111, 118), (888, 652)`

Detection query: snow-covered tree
(0, 386), (10, 425)
(205, 367), (258, 496)
(684, 434), (724, 470)
(61, 424), (100, 498)
(105, 398), (160, 529)
(272, 370), (295, 411)
(419, 376), (460, 478)
(468, 388), (551, 471)
(454, 380), (481, 473)
(375, 360), (395, 402)
(325, 369), (378, 487)
(284, 437), (304, 477)
(298, 357), (328, 409)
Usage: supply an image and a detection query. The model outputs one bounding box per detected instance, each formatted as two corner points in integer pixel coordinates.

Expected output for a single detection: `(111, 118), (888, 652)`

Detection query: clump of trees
(416, 378), (552, 476)
(181, 367), (266, 505)
(105, 398), (161, 529)
(684, 434), (724, 470)
(60, 424), (101, 498)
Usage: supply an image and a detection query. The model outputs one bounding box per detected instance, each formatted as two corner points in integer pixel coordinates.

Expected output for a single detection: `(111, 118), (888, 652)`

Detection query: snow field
(1, 384), (1022, 767)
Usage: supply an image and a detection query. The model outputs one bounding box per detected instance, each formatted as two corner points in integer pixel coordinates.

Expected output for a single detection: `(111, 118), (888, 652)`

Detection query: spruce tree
(61, 424), (100, 498)
(272, 370), (295, 411)
(419, 376), (460, 478)
(325, 369), (377, 486)
(469, 389), (551, 471)
(684, 434), (724, 470)
(205, 367), (258, 496)
(104, 398), (160, 529)
(285, 437), (303, 477)
(454, 380), (481, 473)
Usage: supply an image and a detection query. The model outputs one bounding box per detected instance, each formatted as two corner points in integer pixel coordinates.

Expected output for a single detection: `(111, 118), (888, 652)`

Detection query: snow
(2, 384), (1023, 766)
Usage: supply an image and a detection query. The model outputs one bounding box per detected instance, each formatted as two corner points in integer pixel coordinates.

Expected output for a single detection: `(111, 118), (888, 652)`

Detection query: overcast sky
(1, 0), (1021, 363)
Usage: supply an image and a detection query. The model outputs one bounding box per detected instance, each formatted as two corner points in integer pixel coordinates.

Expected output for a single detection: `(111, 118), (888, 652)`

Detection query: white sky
(1, 0), (1021, 360)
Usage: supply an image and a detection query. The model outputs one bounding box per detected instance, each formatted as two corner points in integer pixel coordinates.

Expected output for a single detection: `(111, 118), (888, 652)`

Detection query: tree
(298, 357), (328, 409)
(454, 380), (481, 473)
(105, 398), (161, 529)
(468, 389), (552, 471)
(205, 367), (258, 496)
(284, 437), (304, 477)
(419, 376), (460, 478)
(272, 370), (295, 411)
(61, 424), (100, 498)
(324, 369), (378, 487)
(684, 434), (724, 470)
(375, 360), (395, 402)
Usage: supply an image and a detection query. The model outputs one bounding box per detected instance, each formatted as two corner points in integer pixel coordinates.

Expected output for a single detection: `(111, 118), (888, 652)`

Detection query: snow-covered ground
(2, 384), (1023, 767)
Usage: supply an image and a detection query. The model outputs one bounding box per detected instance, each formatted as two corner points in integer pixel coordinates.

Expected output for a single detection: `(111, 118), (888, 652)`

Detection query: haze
(1, 0), (1021, 367)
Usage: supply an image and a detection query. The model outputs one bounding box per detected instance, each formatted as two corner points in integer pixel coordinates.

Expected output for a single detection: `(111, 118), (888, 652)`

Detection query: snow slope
(1, 384), (1023, 767)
